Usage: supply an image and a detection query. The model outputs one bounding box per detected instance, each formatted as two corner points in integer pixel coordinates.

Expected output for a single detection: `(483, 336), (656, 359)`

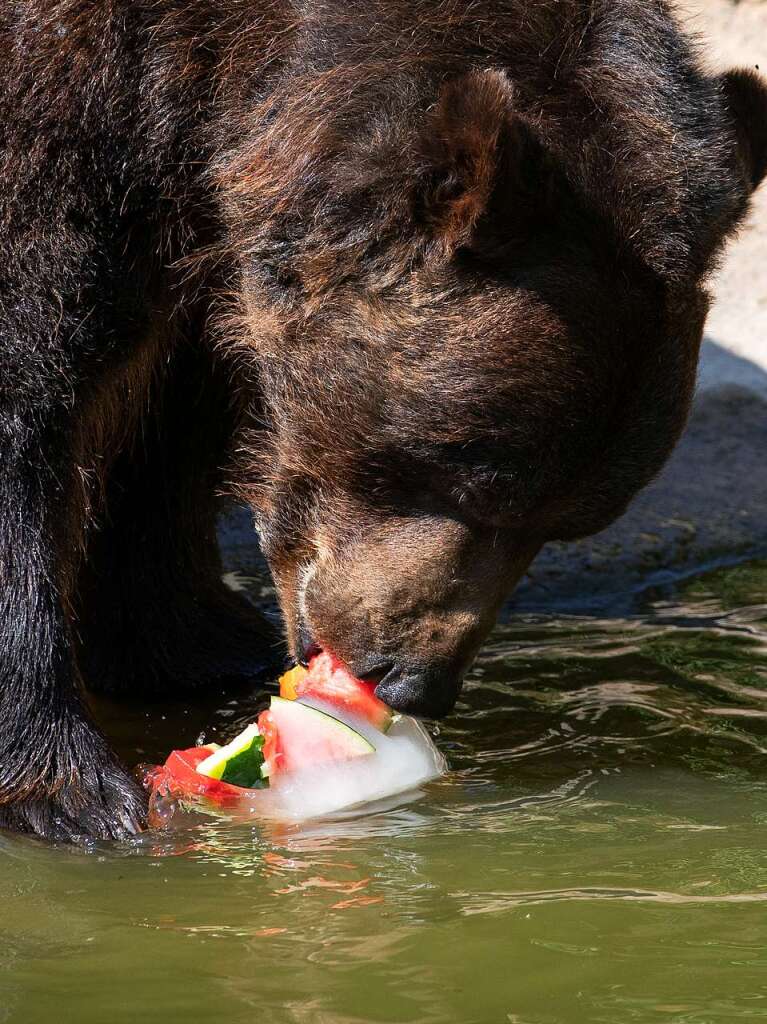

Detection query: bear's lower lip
(297, 643), (322, 667)
(296, 623), (322, 666)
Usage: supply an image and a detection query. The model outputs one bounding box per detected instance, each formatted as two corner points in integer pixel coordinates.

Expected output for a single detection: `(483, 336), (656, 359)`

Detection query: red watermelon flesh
(295, 651), (394, 732)
(258, 697), (375, 776)
(150, 745), (246, 806)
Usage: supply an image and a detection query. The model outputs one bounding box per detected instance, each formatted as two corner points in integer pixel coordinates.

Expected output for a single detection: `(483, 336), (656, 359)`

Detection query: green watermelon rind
(196, 723), (268, 787)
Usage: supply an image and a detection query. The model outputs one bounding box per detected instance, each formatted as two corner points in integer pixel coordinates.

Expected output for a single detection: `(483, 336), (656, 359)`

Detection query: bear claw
(0, 764), (148, 844)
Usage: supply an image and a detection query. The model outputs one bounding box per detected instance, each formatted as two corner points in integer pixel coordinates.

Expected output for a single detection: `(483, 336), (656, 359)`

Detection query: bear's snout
(294, 515), (540, 718)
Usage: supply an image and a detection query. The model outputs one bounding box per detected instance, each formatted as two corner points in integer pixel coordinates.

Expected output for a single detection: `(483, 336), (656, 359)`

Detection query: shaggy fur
(0, 0), (765, 840)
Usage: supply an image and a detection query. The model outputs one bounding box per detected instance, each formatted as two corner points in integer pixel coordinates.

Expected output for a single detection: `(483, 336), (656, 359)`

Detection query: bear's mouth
(295, 623), (464, 718)
(295, 625), (393, 686)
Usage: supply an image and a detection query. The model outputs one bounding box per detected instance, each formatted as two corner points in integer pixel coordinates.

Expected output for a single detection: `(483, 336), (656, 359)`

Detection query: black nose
(374, 664), (463, 720)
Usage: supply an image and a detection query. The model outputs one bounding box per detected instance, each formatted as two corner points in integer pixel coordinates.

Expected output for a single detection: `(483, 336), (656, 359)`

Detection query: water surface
(2, 559), (767, 1023)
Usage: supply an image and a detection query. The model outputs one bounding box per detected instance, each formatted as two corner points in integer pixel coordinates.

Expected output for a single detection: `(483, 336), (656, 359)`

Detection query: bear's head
(222, 8), (767, 716)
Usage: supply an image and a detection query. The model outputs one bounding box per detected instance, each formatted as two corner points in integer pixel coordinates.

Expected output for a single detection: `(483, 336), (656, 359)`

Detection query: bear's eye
(409, 437), (557, 520)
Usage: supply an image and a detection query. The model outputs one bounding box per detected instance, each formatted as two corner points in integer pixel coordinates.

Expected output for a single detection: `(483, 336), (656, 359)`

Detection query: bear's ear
(415, 69), (516, 251)
(721, 68), (767, 191)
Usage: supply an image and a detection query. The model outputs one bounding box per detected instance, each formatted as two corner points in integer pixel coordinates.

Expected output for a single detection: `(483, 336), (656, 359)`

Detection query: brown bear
(0, 0), (765, 841)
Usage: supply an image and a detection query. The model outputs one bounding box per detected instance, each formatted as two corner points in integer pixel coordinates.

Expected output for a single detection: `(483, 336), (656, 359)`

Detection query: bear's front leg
(0, 445), (147, 842)
(75, 336), (283, 699)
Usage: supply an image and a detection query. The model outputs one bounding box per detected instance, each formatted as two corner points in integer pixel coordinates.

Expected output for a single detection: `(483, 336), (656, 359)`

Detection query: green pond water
(2, 559), (767, 1024)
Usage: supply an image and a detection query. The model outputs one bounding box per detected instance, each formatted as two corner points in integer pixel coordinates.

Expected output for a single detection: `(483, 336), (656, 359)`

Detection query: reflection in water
(0, 560), (766, 1023)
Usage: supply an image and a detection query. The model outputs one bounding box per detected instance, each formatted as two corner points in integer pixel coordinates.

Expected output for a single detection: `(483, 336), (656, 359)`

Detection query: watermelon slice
(150, 698), (375, 806)
(196, 723), (268, 787)
(151, 745), (247, 805)
(257, 697), (375, 776)
(289, 652), (394, 733)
